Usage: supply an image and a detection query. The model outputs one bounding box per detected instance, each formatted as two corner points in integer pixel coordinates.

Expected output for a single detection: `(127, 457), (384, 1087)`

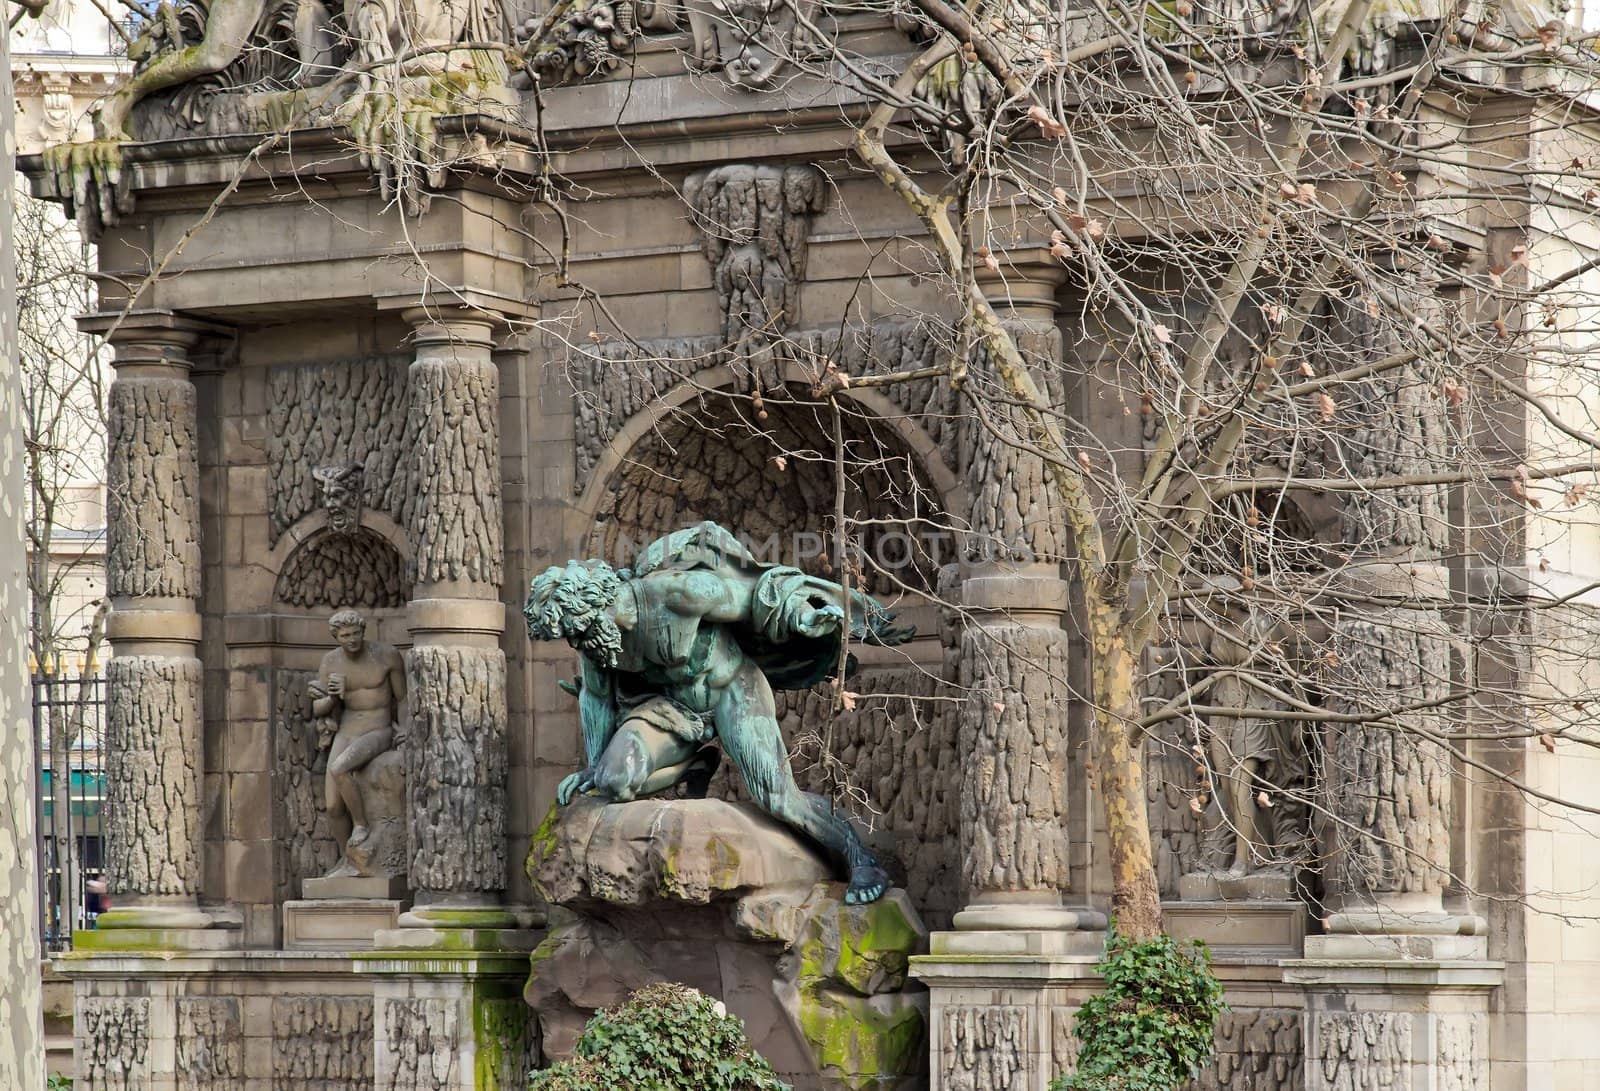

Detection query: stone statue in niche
(312, 461), (365, 535)
(1180, 603), (1312, 901)
(523, 521), (914, 904)
(304, 607), (408, 891)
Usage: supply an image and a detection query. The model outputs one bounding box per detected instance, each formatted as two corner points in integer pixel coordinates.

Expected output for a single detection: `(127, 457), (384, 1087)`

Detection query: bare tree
(16, 178), (109, 940)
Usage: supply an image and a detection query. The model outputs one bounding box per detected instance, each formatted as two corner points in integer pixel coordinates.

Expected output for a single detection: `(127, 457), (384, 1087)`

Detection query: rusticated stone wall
(266, 356), (411, 543)
(271, 996), (375, 1090)
(175, 998), (242, 1091)
(107, 377), (201, 598)
(271, 669), (342, 903)
(104, 655), (203, 897)
(407, 645), (509, 892)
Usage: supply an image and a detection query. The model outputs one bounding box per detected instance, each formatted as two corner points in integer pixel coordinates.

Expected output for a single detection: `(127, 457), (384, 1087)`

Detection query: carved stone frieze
(78, 997), (150, 1091)
(942, 1005), (1026, 1091)
(477, 998), (540, 1090)
(684, 164), (825, 352)
(107, 376), (201, 599)
(382, 998), (459, 1091)
(1192, 1008), (1303, 1091)
(271, 996), (376, 1090)
(1435, 1015), (1485, 1091)
(175, 998), (242, 1091)
(267, 356), (412, 545)
(406, 645), (508, 892)
(1310, 1011), (1410, 1091)
(105, 655), (203, 897)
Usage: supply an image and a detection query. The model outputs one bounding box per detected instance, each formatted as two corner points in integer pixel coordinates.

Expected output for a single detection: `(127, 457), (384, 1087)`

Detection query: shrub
(1052, 930), (1226, 1091)
(530, 982), (790, 1091)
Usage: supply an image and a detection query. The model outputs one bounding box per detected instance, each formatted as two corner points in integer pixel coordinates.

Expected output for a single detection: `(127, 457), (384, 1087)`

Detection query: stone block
(529, 796), (831, 908)
(302, 873), (409, 900)
(283, 899), (405, 950)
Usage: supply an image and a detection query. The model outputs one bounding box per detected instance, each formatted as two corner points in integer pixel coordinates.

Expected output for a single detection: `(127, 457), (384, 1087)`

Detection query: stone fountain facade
(20, 3), (1600, 1089)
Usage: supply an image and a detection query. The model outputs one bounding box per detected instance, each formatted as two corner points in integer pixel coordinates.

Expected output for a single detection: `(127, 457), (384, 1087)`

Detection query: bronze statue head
(524, 559), (625, 668)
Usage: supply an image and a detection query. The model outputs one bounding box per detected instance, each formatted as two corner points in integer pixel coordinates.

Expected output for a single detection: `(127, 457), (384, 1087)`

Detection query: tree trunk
(1, 11), (46, 1078)
(1090, 623), (1163, 940)
(48, 668), (77, 938)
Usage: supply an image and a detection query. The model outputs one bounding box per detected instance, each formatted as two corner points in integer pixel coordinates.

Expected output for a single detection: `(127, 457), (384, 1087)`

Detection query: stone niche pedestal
(1167, 870), (1307, 960)
(527, 796), (930, 1090)
(284, 875), (409, 950)
(1284, 905), (1503, 1091)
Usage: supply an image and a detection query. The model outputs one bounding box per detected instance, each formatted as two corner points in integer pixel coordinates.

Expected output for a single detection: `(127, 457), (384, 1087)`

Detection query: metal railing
(32, 668), (106, 952)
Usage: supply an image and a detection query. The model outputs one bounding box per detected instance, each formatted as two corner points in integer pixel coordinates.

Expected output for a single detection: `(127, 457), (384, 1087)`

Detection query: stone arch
(569, 361), (964, 589)
(270, 510), (412, 611)
(559, 367), (969, 926)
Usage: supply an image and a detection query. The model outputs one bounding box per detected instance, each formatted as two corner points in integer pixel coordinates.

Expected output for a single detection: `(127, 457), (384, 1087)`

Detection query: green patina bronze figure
(524, 521), (915, 904)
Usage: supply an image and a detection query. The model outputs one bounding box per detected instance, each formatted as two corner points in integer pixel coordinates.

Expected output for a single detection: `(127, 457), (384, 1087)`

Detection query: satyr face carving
(312, 462), (365, 535)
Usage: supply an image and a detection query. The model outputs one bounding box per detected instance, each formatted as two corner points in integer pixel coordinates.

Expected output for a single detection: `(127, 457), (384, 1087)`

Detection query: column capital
(396, 302), (506, 349)
(80, 310), (231, 373)
(975, 247), (1067, 324)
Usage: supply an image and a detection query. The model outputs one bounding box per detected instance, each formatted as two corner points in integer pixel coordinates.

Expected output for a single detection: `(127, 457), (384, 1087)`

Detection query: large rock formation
(526, 797), (928, 1090)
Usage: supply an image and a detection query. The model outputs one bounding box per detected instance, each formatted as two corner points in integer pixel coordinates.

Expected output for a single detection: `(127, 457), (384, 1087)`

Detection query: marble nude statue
(524, 522), (915, 904)
(308, 607), (407, 879)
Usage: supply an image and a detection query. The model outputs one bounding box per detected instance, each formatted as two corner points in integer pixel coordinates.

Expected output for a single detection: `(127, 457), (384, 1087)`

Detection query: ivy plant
(1052, 928), (1226, 1091)
(530, 981), (791, 1091)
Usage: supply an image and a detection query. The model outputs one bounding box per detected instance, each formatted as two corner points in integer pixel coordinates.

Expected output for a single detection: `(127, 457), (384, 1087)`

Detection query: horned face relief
(312, 462), (365, 535)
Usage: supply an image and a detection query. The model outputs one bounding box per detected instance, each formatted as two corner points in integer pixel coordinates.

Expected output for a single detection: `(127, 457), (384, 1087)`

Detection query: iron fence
(32, 669), (106, 951)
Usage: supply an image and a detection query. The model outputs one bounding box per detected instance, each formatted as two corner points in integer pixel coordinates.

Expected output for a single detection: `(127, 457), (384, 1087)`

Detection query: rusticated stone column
(83, 311), (229, 942)
(396, 305), (514, 928)
(912, 258), (1103, 1091)
(1286, 325), (1497, 1091)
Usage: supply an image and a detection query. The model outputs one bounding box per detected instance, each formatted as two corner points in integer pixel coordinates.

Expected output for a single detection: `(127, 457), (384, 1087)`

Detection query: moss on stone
(796, 987), (925, 1088)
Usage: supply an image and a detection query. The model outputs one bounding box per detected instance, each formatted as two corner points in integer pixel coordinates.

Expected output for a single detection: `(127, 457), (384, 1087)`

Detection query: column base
(911, 930), (1106, 1091)
(79, 900), (241, 952)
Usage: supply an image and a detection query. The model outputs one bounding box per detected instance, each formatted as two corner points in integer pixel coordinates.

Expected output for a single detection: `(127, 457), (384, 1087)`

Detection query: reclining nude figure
(524, 522), (915, 904)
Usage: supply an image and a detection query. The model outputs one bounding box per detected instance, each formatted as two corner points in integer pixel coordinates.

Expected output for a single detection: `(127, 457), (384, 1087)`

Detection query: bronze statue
(524, 522), (914, 904)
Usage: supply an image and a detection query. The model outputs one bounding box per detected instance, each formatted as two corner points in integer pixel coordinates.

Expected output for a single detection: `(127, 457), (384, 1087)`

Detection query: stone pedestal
(1163, 901), (1306, 958)
(527, 796), (930, 1089)
(1285, 939), (1502, 1091)
(362, 929), (544, 1091)
(283, 899), (406, 950)
(910, 934), (1105, 1091)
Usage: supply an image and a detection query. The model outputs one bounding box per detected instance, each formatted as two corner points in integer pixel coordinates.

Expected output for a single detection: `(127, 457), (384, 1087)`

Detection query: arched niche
(270, 510), (412, 611)
(559, 371), (969, 927)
